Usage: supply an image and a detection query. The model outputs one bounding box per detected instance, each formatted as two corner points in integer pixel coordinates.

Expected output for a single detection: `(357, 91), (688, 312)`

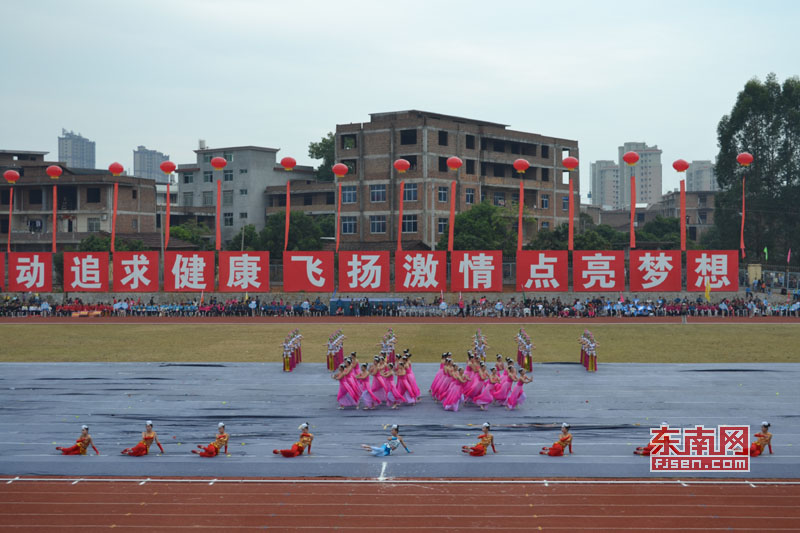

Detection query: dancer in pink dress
(356, 363), (380, 409)
(492, 360), (515, 405)
(402, 351), (422, 400)
(443, 367), (469, 411)
(333, 363), (358, 409)
(394, 361), (416, 405)
(381, 363), (404, 409)
(474, 366), (499, 410)
(369, 356), (388, 406)
(505, 368), (532, 410)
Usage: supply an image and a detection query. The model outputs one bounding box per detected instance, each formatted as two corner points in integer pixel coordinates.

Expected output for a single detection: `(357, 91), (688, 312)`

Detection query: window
(494, 192), (505, 206)
(223, 169), (233, 182)
(326, 192), (335, 205)
(438, 217), (448, 234)
(510, 142), (520, 155)
(239, 189), (248, 195)
(342, 159), (357, 174)
(541, 221), (550, 230)
(541, 145), (550, 159)
(493, 164), (505, 178)
(239, 212), (248, 219)
(341, 134), (357, 150)
(341, 216), (356, 234)
(466, 134), (476, 150)
(203, 171), (213, 183)
(275, 195), (286, 207)
(0, 190), (9, 205)
(303, 194), (313, 206)
(438, 157), (448, 172)
(87, 218), (101, 232)
(369, 215), (386, 234)
(239, 168), (248, 174)
(481, 189), (487, 202)
(183, 192), (193, 206)
(562, 196), (569, 211)
(132, 219), (138, 230)
(86, 187), (101, 203)
(182, 173), (194, 184)
(341, 185), (357, 204)
(29, 189), (43, 205)
(202, 191), (214, 206)
(132, 189), (137, 199)
(203, 153), (212, 163)
(512, 192), (519, 205)
(402, 214), (418, 233)
(370, 184), (386, 203)
(493, 140), (505, 152)
(400, 129), (417, 145)
(541, 167), (550, 181)
(223, 212), (233, 226)
(404, 183), (418, 202)
(400, 155), (418, 170)
(541, 194), (550, 209)
(438, 130), (448, 146)
(222, 190), (233, 207)
(438, 186), (448, 203)
(465, 159), (475, 175)
(223, 152), (233, 162)
(465, 188), (475, 205)
(699, 212), (707, 224)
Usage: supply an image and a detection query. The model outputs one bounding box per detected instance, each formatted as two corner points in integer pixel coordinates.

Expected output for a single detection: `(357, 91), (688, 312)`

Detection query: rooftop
(194, 145), (280, 154)
(367, 110), (509, 128)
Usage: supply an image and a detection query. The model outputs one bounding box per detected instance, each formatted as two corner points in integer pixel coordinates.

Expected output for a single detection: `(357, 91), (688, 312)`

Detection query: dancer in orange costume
(192, 422), (229, 457)
(56, 425), (99, 456)
(750, 421), (773, 457)
(540, 423), (573, 456)
(634, 422), (668, 456)
(121, 420), (164, 456)
(274, 423), (314, 457)
(461, 422), (497, 456)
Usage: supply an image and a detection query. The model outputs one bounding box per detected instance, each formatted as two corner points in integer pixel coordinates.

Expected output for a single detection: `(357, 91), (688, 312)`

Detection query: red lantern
(160, 161), (177, 174)
(562, 156), (579, 171)
(672, 159), (689, 172)
(622, 151), (640, 166)
(446, 156), (463, 171)
(332, 163), (349, 178)
(108, 162), (124, 176)
(210, 156), (227, 170)
(46, 165), (63, 180)
(513, 159), (530, 174)
(393, 159), (411, 173)
(736, 152), (754, 167)
(3, 169), (20, 184)
(280, 157), (297, 171)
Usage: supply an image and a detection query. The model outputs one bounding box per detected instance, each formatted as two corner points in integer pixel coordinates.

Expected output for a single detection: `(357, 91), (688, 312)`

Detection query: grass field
(0, 323), (798, 363)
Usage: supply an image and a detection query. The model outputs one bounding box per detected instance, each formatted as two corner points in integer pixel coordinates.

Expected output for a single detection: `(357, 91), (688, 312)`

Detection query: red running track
(1, 479), (799, 532)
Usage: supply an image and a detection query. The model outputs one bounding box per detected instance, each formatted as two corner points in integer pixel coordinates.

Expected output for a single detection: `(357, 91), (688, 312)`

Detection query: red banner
(335, 182), (342, 252)
(686, 250), (739, 292)
(516, 250), (568, 292)
(630, 176), (636, 249)
(215, 180), (222, 251)
(397, 181), (404, 252)
(218, 251), (270, 292)
(339, 251), (390, 292)
(395, 251), (447, 292)
(285, 181), (291, 251)
(111, 182), (118, 253)
(63, 252), (109, 292)
(283, 251), (334, 292)
(629, 250), (681, 292)
(0, 252), (4, 290)
(573, 250), (625, 292)
(8, 252), (52, 292)
(113, 251), (159, 292)
(165, 182), (171, 249)
(448, 180), (456, 251)
(679, 180), (686, 251)
(164, 251), (215, 292)
(450, 250), (503, 292)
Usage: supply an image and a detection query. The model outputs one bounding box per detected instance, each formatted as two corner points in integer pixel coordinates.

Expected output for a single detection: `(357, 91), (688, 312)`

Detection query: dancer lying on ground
(121, 420), (164, 456)
(56, 424), (99, 455)
(274, 422), (314, 457)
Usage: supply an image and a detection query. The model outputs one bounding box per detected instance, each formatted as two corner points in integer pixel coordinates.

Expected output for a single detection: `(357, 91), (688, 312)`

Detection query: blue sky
(2, 0), (798, 199)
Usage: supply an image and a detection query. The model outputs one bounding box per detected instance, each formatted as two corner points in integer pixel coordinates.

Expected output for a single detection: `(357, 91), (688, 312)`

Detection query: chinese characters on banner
(63, 252), (109, 292)
(450, 251), (503, 292)
(113, 251), (159, 292)
(395, 251), (447, 292)
(516, 251), (568, 292)
(8, 252), (53, 292)
(164, 251), (215, 292)
(573, 251), (625, 292)
(338, 251), (390, 292)
(283, 251), (334, 292)
(686, 250), (739, 292)
(218, 251), (270, 292)
(629, 250), (682, 292)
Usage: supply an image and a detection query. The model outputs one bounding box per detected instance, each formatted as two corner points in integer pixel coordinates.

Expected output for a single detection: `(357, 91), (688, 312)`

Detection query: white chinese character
(402, 253), (439, 289)
(694, 253), (730, 289)
(70, 255), (101, 289)
(347, 254), (381, 289)
(120, 254), (151, 290)
(171, 254), (207, 290)
(458, 253), (494, 289)
(524, 253), (560, 289)
(637, 252), (673, 289)
(228, 254), (262, 289)
(581, 253), (616, 289)
(15, 255), (45, 289)
(290, 255), (325, 287)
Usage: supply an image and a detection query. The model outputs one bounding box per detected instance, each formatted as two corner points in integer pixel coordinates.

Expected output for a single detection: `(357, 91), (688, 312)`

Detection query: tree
(308, 132), (335, 181)
(76, 234), (146, 252)
(170, 220), (212, 250)
(259, 211), (325, 260)
(436, 201), (518, 255)
(226, 224), (260, 251)
(714, 73), (800, 263)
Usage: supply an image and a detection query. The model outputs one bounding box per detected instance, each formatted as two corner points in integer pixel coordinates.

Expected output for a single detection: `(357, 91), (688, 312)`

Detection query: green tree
(170, 220), (212, 250)
(226, 224), (260, 251)
(308, 132), (335, 182)
(714, 73), (800, 262)
(260, 211), (325, 260)
(76, 235), (145, 252)
(437, 201), (518, 255)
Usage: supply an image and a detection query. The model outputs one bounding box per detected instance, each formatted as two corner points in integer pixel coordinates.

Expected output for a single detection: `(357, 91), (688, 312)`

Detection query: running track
(1, 478), (799, 531)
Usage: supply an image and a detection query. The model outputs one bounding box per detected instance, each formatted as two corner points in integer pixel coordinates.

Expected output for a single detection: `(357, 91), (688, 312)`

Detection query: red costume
(195, 432), (229, 457)
(750, 433), (773, 457)
(541, 432), (572, 456)
(464, 433), (496, 456)
(122, 434), (163, 456)
(58, 437), (99, 456)
(274, 432), (313, 458)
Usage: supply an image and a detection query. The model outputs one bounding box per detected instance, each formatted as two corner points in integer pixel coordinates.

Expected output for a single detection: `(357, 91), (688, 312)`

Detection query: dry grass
(0, 323), (798, 363)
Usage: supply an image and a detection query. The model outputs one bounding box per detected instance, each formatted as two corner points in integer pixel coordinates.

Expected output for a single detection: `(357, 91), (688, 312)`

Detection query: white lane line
(71, 478), (83, 485)
(378, 462), (388, 481)
(208, 478), (217, 486)
(6, 476), (19, 484)
(678, 480), (689, 487)
(139, 477), (150, 486)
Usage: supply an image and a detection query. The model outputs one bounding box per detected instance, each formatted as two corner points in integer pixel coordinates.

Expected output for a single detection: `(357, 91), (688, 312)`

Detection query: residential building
(589, 160), (619, 209)
(686, 160), (717, 192)
(58, 129), (96, 169)
(133, 145), (170, 182)
(618, 142), (663, 208)
(650, 189), (716, 241)
(265, 165), (335, 222)
(334, 110), (579, 250)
